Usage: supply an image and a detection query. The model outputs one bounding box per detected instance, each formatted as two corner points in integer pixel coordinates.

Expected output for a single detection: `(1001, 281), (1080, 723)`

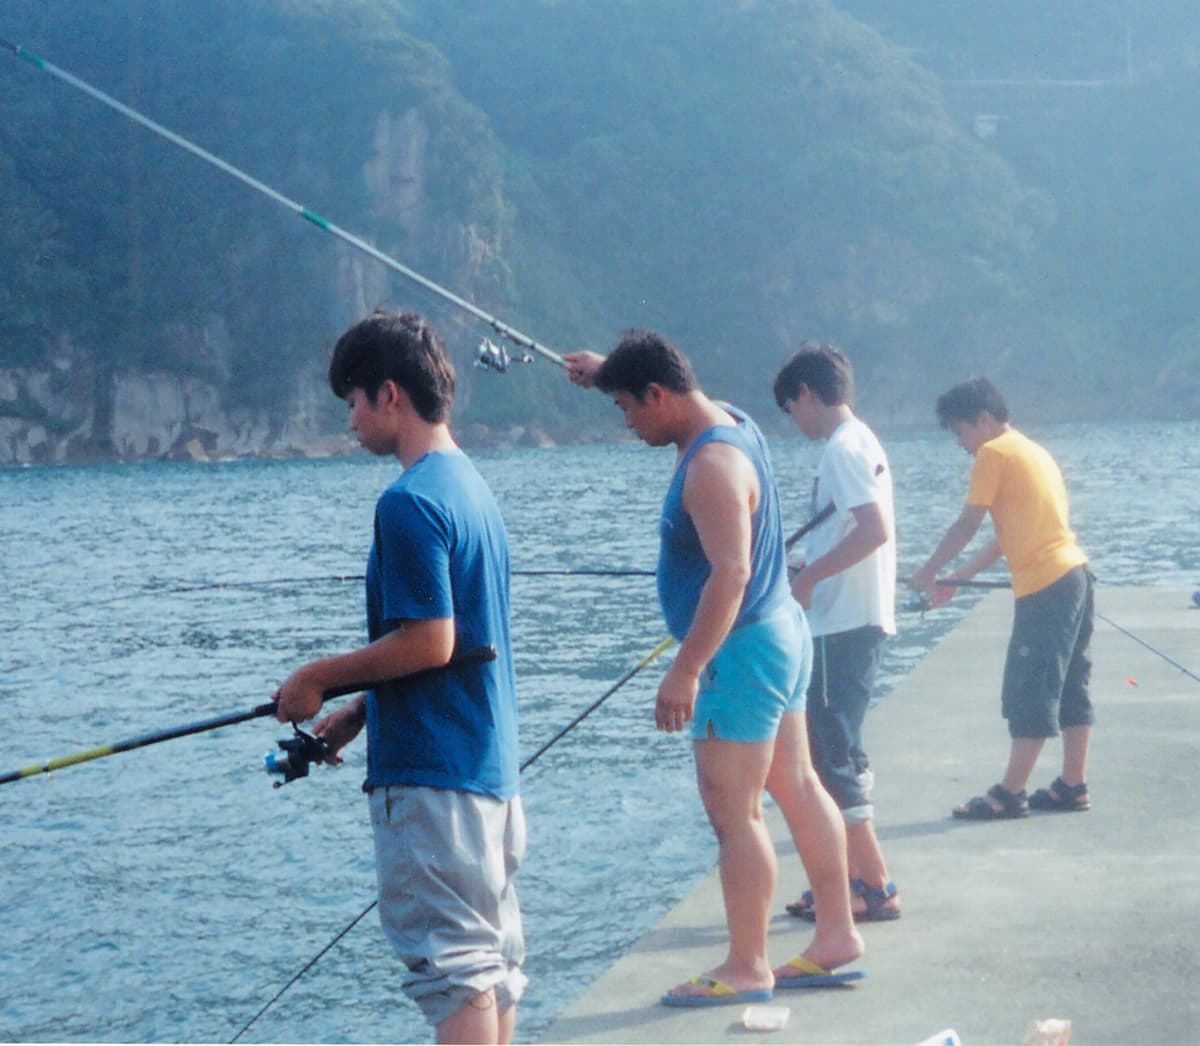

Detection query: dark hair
(328, 310), (455, 423)
(936, 377), (1010, 428)
(773, 342), (854, 409)
(594, 329), (697, 399)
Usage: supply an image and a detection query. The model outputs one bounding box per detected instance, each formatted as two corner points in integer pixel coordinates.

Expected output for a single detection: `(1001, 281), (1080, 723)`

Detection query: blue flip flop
(660, 974), (773, 1007)
(775, 956), (866, 989)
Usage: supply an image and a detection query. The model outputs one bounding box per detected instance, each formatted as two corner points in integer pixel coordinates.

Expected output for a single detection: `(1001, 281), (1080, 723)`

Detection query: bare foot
(663, 960), (773, 1003)
(772, 928), (864, 982)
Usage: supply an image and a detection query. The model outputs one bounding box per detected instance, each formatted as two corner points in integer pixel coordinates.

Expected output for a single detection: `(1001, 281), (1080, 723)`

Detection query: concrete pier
(542, 586), (1199, 1045)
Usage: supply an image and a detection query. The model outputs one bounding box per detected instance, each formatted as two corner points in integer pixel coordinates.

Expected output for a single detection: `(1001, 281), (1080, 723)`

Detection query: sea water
(1, 419), (1197, 1043)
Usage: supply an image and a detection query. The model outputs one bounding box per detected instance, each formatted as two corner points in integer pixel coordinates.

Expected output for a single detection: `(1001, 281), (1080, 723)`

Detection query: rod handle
(319, 644), (499, 701)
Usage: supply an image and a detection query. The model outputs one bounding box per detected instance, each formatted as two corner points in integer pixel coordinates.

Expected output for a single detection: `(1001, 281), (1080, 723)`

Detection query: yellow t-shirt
(967, 428), (1086, 597)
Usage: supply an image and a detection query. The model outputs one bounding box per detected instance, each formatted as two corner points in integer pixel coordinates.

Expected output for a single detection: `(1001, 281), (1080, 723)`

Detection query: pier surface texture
(543, 586), (1198, 1045)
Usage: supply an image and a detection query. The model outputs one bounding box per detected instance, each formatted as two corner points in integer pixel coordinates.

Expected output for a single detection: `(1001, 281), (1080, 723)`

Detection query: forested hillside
(1, 0), (1195, 463)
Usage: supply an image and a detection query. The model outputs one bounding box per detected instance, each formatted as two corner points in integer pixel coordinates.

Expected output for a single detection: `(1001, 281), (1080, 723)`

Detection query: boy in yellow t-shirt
(909, 378), (1094, 820)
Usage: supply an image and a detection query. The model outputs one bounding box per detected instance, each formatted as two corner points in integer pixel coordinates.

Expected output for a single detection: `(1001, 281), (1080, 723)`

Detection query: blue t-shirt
(657, 405), (791, 639)
(363, 450), (518, 800)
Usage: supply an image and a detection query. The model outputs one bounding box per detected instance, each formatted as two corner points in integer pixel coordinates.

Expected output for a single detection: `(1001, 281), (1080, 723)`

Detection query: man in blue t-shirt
(566, 332), (864, 1007)
(274, 311), (524, 1045)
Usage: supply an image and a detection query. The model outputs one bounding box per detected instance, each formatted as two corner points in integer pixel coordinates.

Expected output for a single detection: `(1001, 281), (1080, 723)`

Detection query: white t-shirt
(801, 416), (896, 638)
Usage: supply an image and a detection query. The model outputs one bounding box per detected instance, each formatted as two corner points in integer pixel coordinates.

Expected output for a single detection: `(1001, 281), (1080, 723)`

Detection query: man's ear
(379, 379), (405, 410)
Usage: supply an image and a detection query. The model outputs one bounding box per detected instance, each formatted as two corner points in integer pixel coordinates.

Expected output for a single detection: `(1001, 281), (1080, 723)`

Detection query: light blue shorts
(690, 605), (813, 743)
(369, 786), (527, 1027)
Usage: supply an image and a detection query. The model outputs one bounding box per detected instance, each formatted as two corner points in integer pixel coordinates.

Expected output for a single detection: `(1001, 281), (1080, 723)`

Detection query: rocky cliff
(0, 358), (349, 465)
(0, 84), (516, 467)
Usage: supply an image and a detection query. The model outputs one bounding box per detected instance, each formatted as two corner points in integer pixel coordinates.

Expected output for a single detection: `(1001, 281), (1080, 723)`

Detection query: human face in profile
(948, 414), (996, 455)
(613, 387), (670, 446)
(346, 383), (399, 456)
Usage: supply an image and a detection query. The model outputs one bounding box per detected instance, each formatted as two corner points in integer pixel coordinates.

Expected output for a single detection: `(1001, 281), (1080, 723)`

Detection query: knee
(766, 765), (823, 810)
(701, 793), (766, 844)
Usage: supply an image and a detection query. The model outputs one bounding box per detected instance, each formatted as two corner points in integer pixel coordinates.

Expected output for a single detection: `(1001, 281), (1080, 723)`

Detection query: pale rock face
(0, 365), (350, 464)
(0, 103), (507, 465)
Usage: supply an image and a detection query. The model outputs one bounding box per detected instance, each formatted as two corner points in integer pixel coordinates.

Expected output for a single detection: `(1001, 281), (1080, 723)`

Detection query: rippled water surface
(1, 420), (1197, 1043)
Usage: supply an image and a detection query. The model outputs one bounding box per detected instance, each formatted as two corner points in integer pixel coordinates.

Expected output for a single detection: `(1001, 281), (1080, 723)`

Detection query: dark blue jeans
(806, 625), (887, 822)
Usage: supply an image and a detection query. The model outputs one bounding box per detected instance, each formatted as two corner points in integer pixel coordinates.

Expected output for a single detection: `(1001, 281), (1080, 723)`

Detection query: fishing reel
(474, 337), (533, 374)
(264, 726), (332, 788)
(903, 593), (933, 614)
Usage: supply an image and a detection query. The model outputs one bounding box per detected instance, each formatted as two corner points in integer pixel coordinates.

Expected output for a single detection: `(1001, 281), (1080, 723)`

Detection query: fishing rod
(900, 577), (1011, 613)
(233, 509), (846, 1041)
(786, 502), (834, 550)
(0, 36), (564, 373)
(0, 645), (496, 787)
(898, 575), (1011, 590)
(213, 503), (846, 1039)
(229, 632), (676, 1044)
(901, 576), (1200, 685)
(518, 635), (676, 772)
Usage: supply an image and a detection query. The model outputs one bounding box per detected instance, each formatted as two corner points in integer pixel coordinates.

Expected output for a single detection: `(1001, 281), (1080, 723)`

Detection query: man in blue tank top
(566, 332), (864, 1006)
(274, 311), (524, 1044)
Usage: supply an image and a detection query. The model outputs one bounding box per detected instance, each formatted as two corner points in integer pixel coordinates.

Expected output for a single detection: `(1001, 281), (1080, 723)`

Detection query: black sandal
(952, 783), (1029, 820)
(852, 878), (902, 922)
(788, 879), (902, 922)
(785, 890), (816, 918)
(1029, 776), (1091, 812)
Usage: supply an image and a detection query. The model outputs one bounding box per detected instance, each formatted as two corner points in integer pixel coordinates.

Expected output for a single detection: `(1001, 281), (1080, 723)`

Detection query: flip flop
(775, 955), (866, 989)
(660, 974), (773, 1007)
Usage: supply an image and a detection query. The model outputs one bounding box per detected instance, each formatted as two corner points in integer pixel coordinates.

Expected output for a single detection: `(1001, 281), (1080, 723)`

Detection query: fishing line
(0, 647), (497, 786)
(234, 501), (834, 1036)
(143, 568), (654, 592)
(228, 633), (675, 1044)
(0, 36), (565, 370)
(228, 902), (378, 1044)
(1095, 610), (1200, 686)
(235, 570), (1198, 1036)
(903, 577), (1200, 685)
(47, 569), (654, 619)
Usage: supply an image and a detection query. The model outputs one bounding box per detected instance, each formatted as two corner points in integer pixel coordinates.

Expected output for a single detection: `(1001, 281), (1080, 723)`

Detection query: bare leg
(1001, 736), (1046, 795)
(497, 1002), (516, 1046)
(765, 711), (864, 972)
(845, 819), (887, 883)
(955, 735), (1046, 815)
(436, 990), (514, 1045)
(845, 819), (899, 915)
(663, 737), (777, 999)
(1060, 724), (1091, 786)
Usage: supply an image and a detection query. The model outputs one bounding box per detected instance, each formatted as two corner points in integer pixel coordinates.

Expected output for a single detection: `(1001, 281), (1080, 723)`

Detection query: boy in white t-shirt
(774, 344), (900, 922)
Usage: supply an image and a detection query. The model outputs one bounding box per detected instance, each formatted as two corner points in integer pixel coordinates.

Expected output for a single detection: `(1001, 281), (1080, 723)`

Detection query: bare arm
(274, 616), (456, 724)
(656, 442), (755, 732)
(949, 536), (1003, 581)
(791, 500), (889, 608)
(908, 503), (989, 599)
(563, 351), (606, 389)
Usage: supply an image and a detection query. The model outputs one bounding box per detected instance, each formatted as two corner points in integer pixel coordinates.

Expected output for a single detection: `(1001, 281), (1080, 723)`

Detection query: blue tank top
(657, 405), (791, 639)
